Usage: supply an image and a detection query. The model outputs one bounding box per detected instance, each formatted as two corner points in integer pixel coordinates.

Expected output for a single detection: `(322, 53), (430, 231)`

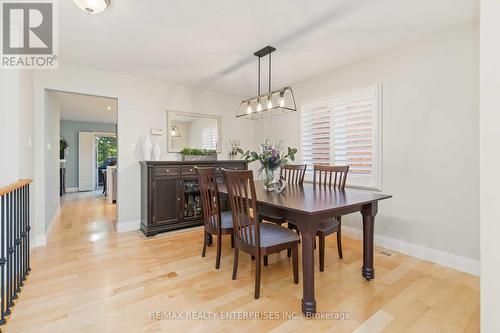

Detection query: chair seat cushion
(220, 211), (234, 230)
(317, 218), (339, 236)
(242, 223), (299, 248)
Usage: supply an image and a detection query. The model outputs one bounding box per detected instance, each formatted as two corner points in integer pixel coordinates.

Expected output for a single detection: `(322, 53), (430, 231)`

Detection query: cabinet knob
(190, 169), (193, 172)
(177, 198), (180, 201)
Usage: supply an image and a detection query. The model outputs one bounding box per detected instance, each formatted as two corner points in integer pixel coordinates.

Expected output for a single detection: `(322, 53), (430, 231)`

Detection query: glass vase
(263, 168), (278, 192)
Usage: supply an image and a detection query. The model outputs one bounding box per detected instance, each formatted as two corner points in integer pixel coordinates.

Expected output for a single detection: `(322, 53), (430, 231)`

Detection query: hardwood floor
(5, 192), (479, 332)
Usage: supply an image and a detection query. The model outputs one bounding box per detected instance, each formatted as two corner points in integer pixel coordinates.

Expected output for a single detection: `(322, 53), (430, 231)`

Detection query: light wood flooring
(4, 191), (479, 332)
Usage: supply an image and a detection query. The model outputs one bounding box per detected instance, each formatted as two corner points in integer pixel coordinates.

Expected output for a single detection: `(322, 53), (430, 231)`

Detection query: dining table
(218, 180), (392, 315)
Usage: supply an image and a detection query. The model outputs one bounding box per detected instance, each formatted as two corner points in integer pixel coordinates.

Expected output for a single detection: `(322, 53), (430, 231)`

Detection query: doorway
(95, 133), (117, 202)
(45, 89), (118, 234)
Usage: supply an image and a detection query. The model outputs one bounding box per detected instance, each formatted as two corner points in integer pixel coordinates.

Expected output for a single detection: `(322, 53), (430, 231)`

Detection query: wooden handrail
(0, 179), (32, 196)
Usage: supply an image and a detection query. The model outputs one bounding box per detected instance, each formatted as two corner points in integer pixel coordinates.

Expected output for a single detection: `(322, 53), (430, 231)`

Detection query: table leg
(300, 231), (316, 314)
(361, 202), (378, 280)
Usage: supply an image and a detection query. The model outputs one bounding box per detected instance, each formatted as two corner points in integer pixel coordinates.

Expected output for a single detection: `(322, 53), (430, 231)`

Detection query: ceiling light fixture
(236, 46), (297, 119)
(73, 0), (110, 14)
(106, 106), (111, 110)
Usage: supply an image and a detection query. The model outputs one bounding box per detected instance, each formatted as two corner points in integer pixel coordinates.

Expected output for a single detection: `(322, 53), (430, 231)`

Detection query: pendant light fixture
(73, 0), (110, 14)
(236, 46), (297, 119)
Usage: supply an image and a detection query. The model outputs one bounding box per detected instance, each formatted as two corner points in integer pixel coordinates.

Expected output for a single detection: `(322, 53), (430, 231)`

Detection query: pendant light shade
(236, 46), (297, 119)
(73, 0), (110, 14)
(236, 87), (296, 119)
(170, 126), (180, 137)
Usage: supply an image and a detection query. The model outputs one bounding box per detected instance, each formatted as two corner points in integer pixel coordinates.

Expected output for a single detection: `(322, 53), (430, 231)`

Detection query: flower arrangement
(240, 140), (297, 191)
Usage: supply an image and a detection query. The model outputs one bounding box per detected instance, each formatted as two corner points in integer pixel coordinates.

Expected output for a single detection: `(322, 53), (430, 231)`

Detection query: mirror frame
(166, 110), (222, 153)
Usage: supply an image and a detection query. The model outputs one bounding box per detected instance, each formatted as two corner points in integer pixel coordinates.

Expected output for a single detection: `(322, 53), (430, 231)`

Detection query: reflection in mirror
(167, 111), (221, 153)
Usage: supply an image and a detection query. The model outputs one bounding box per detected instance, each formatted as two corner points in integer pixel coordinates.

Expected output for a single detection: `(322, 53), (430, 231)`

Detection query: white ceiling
(59, 0), (478, 96)
(56, 91), (118, 124)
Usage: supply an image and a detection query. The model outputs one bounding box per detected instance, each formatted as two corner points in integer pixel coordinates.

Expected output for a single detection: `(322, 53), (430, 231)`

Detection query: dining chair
(196, 166), (234, 269)
(222, 168), (299, 299)
(258, 164), (307, 262)
(313, 164), (349, 272)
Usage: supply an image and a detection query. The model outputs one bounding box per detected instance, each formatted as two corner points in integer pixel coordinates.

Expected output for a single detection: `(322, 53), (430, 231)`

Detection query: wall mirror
(167, 111), (222, 153)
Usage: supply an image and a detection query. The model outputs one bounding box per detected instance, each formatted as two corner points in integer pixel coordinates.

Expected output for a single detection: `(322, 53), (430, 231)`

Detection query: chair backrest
(222, 169), (260, 249)
(313, 164), (349, 189)
(196, 166), (222, 233)
(280, 164), (307, 185)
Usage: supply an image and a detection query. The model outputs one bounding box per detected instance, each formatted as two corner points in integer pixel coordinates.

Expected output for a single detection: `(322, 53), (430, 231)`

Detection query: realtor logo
(1, 1), (58, 68)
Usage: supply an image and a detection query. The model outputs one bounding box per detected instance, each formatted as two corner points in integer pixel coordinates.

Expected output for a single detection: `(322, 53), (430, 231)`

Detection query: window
(201, 127), (218, 150)
(301, 85), (382, 190)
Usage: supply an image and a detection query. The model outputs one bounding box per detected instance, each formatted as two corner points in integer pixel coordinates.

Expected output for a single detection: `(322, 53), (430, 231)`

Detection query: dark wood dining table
(218, 180), (392, 315)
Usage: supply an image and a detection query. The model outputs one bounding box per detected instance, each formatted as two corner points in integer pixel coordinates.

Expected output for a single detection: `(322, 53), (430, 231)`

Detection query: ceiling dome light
(73, 0), (110, 14)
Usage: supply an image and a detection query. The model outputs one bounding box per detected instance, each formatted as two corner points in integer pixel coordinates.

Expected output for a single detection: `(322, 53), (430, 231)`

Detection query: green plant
(97, 136), (117, 165)
(180, 148), (217, 156)
(60, 137), (68, 159)
(240, 140), (297, 173)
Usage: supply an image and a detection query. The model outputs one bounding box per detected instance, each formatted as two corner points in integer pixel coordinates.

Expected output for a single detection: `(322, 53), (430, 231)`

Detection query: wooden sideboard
(140, 160), (247, 237)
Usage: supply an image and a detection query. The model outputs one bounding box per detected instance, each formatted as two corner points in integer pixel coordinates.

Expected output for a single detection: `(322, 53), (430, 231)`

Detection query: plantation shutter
(300, 85), (382, 189)
(202, 128), (218, 150)
(332, 88), (375, 176)
(78, 132), (96, 191)
(301, 102), (331, 170)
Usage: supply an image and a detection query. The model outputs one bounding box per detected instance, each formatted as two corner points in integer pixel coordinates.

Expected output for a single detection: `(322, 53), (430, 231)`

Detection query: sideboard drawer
(155, 166), (180, 176)
(181, 165), (196, 175)
(224, 164), (246, 171)
(181, 164), (226, 175)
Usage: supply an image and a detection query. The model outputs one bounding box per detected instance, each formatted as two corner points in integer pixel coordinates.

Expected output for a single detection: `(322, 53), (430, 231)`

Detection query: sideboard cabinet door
(152, 178), (180, 225)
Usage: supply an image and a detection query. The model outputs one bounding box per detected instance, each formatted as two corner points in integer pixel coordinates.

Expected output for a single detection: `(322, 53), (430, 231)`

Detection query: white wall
(0, 70), (36, 247)
(19, 70), (35, 181)
(480, 0), (500, 330)
(254, 24), (479, 269)
(32, 64), (254, 237)
(0, 70), (21, 187)
(44, 91), (61, 232)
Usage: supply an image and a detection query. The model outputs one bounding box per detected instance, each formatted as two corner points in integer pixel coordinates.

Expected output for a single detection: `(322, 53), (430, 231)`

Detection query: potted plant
(60, 136), (68, 159)
(240, 140), (297, 191)
(180, 148), (217, 161)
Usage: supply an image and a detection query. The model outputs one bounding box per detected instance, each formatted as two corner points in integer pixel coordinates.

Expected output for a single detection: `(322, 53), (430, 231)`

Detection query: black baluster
(13, 189), (17, 297)
(22, 186), (27, 282)
(19, 187), (24, 287)
(1, 195), (6, 326)
(12, 189), (18, 299)
(27, 185), (31, 274)
(5, 192), (12, 315)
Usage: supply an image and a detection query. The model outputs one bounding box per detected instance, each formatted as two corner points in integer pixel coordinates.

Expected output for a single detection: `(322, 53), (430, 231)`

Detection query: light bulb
(246, 103), (252, 114)
(267, 98), (273, 109)
(257, 100), (262, 112)
(279, 95), (285, 107)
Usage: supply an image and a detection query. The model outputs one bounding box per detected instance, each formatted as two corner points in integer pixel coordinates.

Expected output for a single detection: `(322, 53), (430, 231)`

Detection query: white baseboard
(342, 226), (480, 276)
(65, 187), (79, 193)
(34, 206), (60, 247)
(116, 220), (140, 233)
